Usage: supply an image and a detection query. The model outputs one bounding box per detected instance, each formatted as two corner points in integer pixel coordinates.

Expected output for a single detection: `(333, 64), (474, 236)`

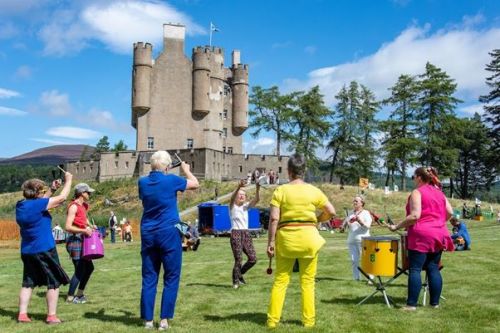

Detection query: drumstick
(57, 165), (67, 174)
(266, 257), (273, 275)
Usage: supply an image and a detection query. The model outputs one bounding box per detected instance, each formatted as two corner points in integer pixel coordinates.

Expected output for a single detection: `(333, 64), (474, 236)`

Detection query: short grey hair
(150, 150), (172, 171)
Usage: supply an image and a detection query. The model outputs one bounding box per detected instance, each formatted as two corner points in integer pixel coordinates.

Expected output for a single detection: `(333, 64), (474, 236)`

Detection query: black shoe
(239, 277), (246, 285)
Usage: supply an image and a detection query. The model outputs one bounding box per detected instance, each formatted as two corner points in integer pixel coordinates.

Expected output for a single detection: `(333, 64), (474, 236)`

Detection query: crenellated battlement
(134, 42), (153, 50)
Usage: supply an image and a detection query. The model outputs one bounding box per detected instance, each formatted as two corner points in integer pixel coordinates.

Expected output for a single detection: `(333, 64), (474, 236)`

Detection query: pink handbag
(82, 230), (104, 260)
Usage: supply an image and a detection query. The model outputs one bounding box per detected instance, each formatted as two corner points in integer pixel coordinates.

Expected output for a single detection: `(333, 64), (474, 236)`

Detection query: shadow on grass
(0, 307), (46, 322)
(315, 276), (345, 282)
(322, 295), (406, 305)
(186, 283), (232, 289)
(204, 312), (267, 324)
(83, 308), (142, 327)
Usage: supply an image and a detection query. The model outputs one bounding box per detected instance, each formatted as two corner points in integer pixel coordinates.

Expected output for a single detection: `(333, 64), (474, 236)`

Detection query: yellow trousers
(267, 254), (318, 328)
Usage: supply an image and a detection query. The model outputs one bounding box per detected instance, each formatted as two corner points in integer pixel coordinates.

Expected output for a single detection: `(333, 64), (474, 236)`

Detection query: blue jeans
(140, 226), (182, 321)
(110, 229), (116, 243)
(407, 250), (442, 306)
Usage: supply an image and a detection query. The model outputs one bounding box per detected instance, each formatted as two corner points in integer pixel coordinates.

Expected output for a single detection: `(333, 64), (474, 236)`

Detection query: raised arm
(180, 161), (200, 190)
(47, 172), (73, 210)
(230, 179), (246, 209)
(248, 183), (260, 208)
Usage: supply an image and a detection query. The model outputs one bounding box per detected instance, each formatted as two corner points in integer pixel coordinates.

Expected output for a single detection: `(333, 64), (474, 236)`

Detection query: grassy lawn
(1, 216), (499, 333)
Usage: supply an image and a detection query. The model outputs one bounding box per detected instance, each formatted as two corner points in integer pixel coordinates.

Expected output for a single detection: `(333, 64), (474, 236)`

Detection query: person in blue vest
(450, 217), (471, 251)
(16, 173), (73, 324)
(138, 150), (199, 330)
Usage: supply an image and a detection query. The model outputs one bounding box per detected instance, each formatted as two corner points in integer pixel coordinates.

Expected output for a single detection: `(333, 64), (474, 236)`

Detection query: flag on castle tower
(211, 22), (219, 32)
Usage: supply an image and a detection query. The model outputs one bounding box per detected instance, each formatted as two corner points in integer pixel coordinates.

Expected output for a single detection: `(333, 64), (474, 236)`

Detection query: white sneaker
(158, 319), (169, 330)
(233, 284), (239, 289)
(144, 321), (154, 329)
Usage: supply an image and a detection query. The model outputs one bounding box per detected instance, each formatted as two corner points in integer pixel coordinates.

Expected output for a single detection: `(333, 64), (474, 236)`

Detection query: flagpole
(209, 22), (212, 47)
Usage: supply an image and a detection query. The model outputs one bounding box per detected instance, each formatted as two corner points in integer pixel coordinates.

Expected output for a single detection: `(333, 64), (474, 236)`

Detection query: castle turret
(131, 42), (152, 128)
(231, 50), (249, 135)
(192, 47), (211, 116)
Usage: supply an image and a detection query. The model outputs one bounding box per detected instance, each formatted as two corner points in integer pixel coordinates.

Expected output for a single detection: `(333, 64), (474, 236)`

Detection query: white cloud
(244, 137), (276, 154)
(459, 103), (484, 116)
(304, 45), (317, 55)
(0, 88), (21, 99)
(39, 0), (205, 56)
(40, 90), (72, 116)
(14, 65), (32, 80)
(0, 106), (28, 116)
(283, 19), (500, 105)
(82, 108), (132, 132)
(46, 126), (101, 140)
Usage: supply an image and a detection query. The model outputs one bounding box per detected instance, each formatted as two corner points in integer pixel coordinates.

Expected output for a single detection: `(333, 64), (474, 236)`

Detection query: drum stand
(357, 267), (407, 308)
(422, 270), (446, 306)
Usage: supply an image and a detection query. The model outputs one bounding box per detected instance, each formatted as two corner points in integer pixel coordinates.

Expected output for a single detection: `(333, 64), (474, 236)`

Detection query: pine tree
(479, 49), (500, 154)
(381, 74), (420, 190)
(415, 62), (462, 177)
(95, 136), (110, 153)
(248, 86), (294, 156)
(287, 86), (332, 170)
(113, 140), (128, 152)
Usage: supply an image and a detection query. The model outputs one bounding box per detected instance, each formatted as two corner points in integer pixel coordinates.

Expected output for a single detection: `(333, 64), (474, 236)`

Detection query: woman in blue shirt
(138, 151), (199, 330)
(16, 172), (73, 324)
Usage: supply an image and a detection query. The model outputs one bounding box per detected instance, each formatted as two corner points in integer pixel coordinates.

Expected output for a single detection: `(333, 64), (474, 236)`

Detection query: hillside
(0, 144), (95, 165)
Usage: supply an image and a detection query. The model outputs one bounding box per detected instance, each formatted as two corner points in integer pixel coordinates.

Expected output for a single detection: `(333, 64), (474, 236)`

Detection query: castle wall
(229, 154), (289, 182)
(98, 151), (139, 181)
(64, 160), (99, 182)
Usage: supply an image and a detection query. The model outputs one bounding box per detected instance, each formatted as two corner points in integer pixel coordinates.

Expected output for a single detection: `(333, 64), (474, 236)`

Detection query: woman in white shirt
(229, 180), (260, 289)
(343, 195), (372, 280)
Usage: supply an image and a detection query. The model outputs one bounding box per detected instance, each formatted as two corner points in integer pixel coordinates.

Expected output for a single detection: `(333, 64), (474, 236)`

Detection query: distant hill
(0, 145), (95, 165)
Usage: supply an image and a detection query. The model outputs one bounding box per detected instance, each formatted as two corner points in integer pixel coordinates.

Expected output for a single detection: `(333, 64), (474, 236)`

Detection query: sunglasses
(411, 175), (416, 180)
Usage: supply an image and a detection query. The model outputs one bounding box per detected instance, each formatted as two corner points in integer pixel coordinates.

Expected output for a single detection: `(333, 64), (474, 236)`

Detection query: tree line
(249, 50), (499, 200)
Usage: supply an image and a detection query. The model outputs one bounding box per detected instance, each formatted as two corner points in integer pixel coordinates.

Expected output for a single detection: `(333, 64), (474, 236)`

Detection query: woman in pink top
(389, 167), (453, 310)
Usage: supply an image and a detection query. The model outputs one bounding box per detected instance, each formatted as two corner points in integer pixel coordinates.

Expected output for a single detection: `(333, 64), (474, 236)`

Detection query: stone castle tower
(64, 23), (288, 182)
(131, 23), (249, 154)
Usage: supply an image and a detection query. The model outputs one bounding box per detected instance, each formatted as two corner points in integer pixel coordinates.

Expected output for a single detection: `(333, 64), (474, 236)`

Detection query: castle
(65, 24), (288, 182)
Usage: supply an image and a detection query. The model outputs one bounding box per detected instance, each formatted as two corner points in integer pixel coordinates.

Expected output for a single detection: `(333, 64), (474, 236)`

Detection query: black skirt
(21, 247), (70, 289)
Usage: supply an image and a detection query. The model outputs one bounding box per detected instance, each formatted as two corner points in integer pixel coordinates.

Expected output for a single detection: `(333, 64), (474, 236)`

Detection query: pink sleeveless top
(405, 184), (454, 253)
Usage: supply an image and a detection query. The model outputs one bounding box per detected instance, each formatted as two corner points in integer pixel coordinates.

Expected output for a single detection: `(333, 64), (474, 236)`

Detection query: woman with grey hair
(266, 153), (336, 328)
(138, 150), (199, 330)
(342, 195), (372, 281)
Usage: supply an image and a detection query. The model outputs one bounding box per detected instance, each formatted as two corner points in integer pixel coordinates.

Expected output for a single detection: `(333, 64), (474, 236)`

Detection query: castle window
(147, 137), (154, 149)
(90, 165), (93, 172)
(125, 161), (129, 169)
(191, 161), (195, 169)
(83, 166), (86, 173)
(223, 146), (226, 153)
(224, 84), (231, 96)
(223, 128), (227, 138)
(114, 161), (118, 168)
(227, 147), (233, 154)
(223, 109), (228, 120)
(278, 166), (282, 173)
(187, 138), (194, 149)
(239, 165), (242, 173)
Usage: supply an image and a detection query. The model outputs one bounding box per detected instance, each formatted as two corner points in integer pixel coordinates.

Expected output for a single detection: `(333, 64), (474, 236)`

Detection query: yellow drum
(361, 236), (399, 277)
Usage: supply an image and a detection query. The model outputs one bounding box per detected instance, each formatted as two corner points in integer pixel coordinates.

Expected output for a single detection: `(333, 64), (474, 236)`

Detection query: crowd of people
(14, 151), (483, 328)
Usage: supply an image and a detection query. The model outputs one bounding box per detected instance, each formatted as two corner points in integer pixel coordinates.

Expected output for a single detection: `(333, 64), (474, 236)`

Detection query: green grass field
(1, 216), (499, 333)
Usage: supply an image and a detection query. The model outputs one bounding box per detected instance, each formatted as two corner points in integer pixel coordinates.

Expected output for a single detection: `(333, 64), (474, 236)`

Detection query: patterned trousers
(230, 230), (257, 284)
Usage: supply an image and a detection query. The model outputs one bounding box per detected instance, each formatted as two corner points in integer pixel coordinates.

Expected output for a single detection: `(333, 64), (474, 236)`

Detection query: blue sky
(0, 0), (499, 158)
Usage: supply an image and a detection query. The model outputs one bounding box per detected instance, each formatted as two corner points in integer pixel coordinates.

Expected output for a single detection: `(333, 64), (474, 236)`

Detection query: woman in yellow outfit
(266, 153), (336, 328)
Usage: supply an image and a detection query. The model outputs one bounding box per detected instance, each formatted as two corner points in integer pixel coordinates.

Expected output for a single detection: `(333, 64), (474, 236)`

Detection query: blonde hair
(150, 150), (172, 171)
